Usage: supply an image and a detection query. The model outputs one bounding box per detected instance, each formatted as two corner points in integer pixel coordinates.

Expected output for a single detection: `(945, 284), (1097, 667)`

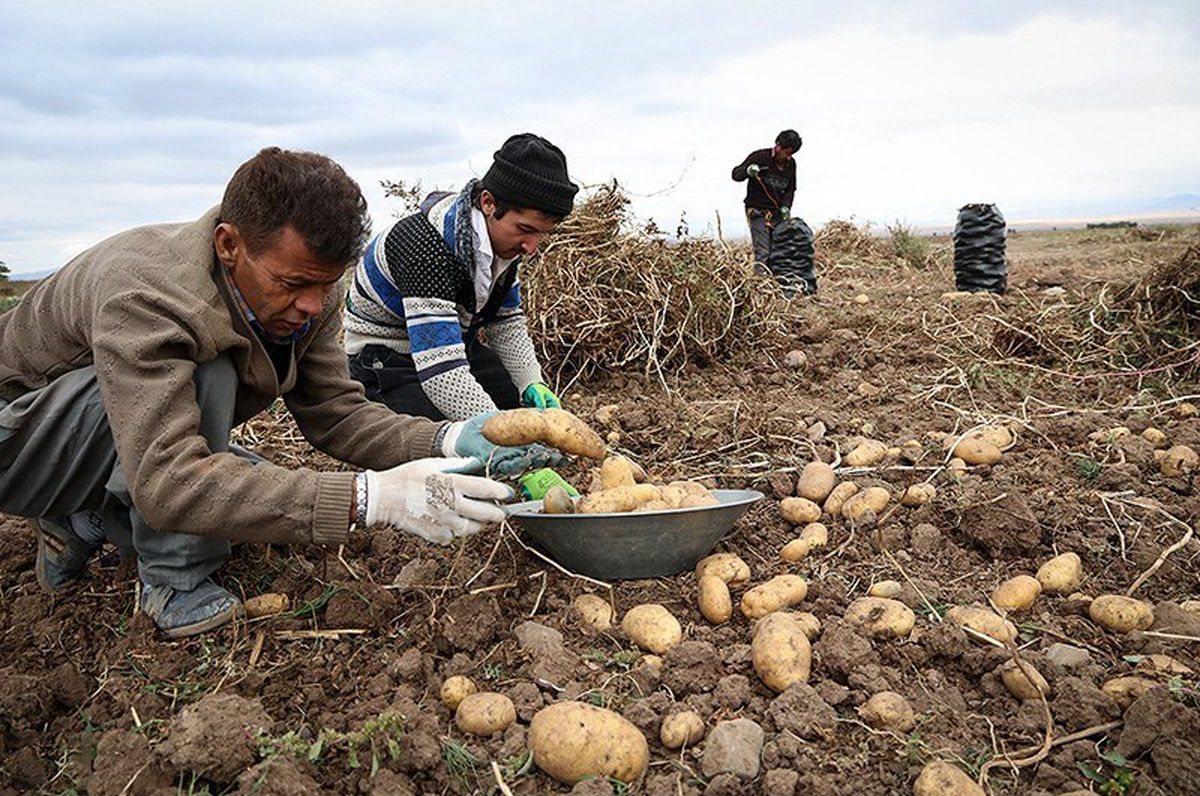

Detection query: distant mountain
(1137, 193), (1200, 213)
(6, 267), (58, 281)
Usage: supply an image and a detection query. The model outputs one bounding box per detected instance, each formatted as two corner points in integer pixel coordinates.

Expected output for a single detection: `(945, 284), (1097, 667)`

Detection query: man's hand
(780, 206), (791, 220)
(364, 457), (512, 544)
(522, 382), (561, 409)
(442, 412), (564, 476)
(746, 164), (762, 178)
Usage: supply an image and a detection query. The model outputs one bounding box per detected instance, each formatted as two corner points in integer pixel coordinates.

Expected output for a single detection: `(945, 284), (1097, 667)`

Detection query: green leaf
(1100, 750), (1127, 767)
(387, 738), (401, 761)
(348, 746), (359, 769)
(370, 751), (380, 778)
(308, 737), (324, 762)
(1078, 762), (1105, 784)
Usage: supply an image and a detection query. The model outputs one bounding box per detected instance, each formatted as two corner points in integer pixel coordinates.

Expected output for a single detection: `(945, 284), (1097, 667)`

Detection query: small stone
(701, 719), (764, 780)
(1045, 643), (1091, 672)
(784, 350), (807, 369)
(763, 768), (800, 795)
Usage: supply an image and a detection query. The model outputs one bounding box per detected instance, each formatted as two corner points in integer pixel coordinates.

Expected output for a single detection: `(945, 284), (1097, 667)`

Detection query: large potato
(945, 606), (1017, 644)
(455, 692), (516, 735)
(440, 676), (477, 709)
(1142, 427), (1167, 447)
(482, 408), (606, 460)
(1160, 444), (1199, 477)
(660, 710), (706, 749)
(800, 522), (828, 548)
(1101, 676), (1159, 709)
(823, 481), (859, 516)
(900, 483), (936, 507)
(621, 604), (683, 653)
(751, 611), (812, 692)
(741, 575), (808, 619)
(599, 455), (637, 489)
(857, 691), (915, 732)
(695, 553), (750, 587)
(991, 575), (1041, 611)
(697, 575), (733, 625)
(528, 701), (649, 784)
(793, 611), (822, 640)
(780, 497), (822, 524)
(780, 537), (813, 562)
(797, 462), (836, 502)
(844, 440), (888, 467)
(1089, 594), (1154, 633)
(572, 594), (613, 631)
(999, 660), (1050, 700)
(542, 485), (575, 514)
(577, 484), (661, 514)
(1036, 552), (1082, 594)
(842, 486), (890, 521)
(952, 437), (1002, 465)
(845, 597), (915, 638)
(913, 760), (985, 796)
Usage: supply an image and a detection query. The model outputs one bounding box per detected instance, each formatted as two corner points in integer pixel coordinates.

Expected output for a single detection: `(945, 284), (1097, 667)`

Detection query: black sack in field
(767, 216), (817, 295)
(953, 203), (1007, 293)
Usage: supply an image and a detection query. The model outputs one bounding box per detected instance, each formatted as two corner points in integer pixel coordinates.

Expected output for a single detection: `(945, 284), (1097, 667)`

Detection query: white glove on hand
(364, 457), (513, 545)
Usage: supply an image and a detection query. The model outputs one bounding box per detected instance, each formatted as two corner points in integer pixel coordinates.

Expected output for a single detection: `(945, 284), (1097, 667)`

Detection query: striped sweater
(344, 180), (544, 420)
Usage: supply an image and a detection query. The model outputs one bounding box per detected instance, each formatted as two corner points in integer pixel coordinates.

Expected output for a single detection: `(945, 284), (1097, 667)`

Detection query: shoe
(34, 515), (102, 593)
(140, 579), (243, 638)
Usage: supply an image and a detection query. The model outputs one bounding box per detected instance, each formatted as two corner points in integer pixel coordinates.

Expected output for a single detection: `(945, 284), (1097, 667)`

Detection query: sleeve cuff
(312, 471), (356, 546)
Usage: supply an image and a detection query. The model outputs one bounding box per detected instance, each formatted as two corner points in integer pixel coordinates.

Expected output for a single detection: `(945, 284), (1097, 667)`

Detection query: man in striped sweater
(346, 135), (575, 476)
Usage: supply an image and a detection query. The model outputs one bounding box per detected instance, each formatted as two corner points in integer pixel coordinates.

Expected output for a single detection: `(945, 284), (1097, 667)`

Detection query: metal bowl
(505, 489), (763, 580)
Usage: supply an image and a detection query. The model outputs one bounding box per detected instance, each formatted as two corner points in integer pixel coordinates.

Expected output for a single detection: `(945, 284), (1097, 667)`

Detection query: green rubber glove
(746, 163), (762, 178)
(780, 206), (791, 220)
(522, 382), (562, 409)
(517, 468), (581, 501)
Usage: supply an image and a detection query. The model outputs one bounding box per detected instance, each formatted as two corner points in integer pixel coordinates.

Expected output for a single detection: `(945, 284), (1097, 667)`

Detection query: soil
(2, 225), (1200, 796)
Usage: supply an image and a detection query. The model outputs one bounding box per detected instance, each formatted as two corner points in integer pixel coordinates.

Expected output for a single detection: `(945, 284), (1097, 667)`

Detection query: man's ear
(479, 190), (496, 218)
(213, 223), (241, 269)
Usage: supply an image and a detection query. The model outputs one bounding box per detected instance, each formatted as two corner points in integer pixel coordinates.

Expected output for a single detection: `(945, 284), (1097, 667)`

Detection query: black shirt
(732, 148), (796, 211)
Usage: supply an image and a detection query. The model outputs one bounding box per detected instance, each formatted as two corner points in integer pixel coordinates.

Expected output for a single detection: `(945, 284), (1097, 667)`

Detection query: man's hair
(220, 147), (370, 266)
(776, 129), (802, 151)
(470, 182), (565, 223)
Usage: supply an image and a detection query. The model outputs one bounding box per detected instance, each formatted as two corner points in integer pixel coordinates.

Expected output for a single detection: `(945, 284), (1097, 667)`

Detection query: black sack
(953, 203), (1007, 293)
(767, 216), (817, 295)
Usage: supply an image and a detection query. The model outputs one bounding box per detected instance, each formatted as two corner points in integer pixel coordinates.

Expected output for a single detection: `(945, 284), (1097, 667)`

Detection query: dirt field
(2, 224), (1199, 796)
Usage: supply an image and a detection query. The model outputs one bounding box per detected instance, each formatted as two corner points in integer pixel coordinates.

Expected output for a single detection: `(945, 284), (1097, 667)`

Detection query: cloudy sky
(2, 0), (1198, 274)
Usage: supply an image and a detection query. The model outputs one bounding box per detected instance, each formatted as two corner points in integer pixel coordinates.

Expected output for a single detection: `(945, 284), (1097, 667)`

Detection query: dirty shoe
(140, 579), (243, 638)
(34, 513), (104, 593)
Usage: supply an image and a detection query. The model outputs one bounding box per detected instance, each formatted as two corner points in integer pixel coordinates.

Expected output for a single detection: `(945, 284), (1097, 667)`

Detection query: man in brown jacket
(0, 148), (550, 637)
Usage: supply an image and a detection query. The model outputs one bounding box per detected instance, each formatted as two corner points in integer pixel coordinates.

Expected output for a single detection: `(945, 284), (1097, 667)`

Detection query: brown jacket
(0, 207), (441, 546)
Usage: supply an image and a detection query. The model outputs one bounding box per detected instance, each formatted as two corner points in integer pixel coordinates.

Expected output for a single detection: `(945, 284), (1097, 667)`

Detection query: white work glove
(746, 163), (762, 177)
(364, 457), (513, 545)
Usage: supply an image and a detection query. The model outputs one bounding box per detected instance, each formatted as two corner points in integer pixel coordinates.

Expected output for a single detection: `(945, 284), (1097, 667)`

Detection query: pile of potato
(542, 454), (721, 515)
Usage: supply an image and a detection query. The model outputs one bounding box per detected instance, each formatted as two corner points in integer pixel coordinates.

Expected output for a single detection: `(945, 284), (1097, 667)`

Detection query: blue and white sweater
(344, 180), (544, 420)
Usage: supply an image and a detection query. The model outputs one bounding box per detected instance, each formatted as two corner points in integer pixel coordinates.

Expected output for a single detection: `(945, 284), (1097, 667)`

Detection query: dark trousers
(347, 341), (520, 421)
(746, 208), (776, 271)
(0, 355), (254, 591)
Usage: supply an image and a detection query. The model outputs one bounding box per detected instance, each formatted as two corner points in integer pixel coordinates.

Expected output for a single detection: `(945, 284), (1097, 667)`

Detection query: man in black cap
(732, 129), (801, 271)
(344, 134), (577, 486)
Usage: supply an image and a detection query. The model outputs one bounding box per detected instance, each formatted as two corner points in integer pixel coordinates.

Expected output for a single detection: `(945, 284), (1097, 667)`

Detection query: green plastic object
(518, 468), (580, 501)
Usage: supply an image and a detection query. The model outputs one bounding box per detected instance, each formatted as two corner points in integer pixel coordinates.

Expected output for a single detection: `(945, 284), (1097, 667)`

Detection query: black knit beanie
(481, 133), (578, 218)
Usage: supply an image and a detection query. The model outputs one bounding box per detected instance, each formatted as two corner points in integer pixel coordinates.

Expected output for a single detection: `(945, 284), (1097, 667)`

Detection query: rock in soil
(701, 718), (765, 780)
(1044, 642), (1091, 672)
(767, 683), (836, 740)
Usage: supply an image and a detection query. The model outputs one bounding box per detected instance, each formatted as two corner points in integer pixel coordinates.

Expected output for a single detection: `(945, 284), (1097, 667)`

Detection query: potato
(243, 593), (289, 618)
(697, 575), (732, 625)
(951, 437), (1002, 465)
(572, 594), (613, 631)
(751, 611), (812, 692)
(1160, 444), (1199, 477)
(844, 440), (888, 467)
(1101, 676), (1159, 709)
(1180, 600), (1200, 617)
(741, 575), (808, 620)
(577, 484), (661, 514)
(455, 692), (516, 736)
(797, 462), (836, 502)
(857, 691), (915, 732)
(845, 597), (915, 638)
(1036, 552), (1082, 594)
(660, 710), (706, 749)
(991, 575), (1041, 611)
(543, 485), (575, 514)
(1138, 654), (1193, 676)
(947, 457), (968, 479)
(1089, 594), (1154, 633)
(528, 701), (649, 784)
(900, 483), (936, 507)
(1181, 402), (1199, 417)
(780, 538), (813, 562)
(1141, 427), (1167, 447)
(482, 407), (606, 460)
(999, 660), (1050, 700)
(667, 480), (720, 508)
(800, 522), (828, 548)
(621, 604), (683, 653)
(793, 611), (822, 640)
(600, 455), (637, 489)
(679, 491), (720, 508)
(973, 425), (1014, 450)
(660, 485), (688, 508)
(634, 499), (672, 512)
(780, 496), (821, 524)
(1088, 426), (1130, 445)
(637, 654), (663, 669)
(913, 760), (985, 796)
(823, 482), (859, 515)
(440, 675), (477, 709)
(842, 486), (890, 521)
(868, 580), (903, 598)
(695, 553), (750, 587)
(945, 606), (1017, 644)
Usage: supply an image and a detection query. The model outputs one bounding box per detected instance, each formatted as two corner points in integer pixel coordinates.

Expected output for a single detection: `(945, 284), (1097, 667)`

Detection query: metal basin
(505, 489), (763, 580)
